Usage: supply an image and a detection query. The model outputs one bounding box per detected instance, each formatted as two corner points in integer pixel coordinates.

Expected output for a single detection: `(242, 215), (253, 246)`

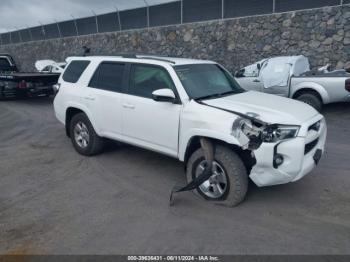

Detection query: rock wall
(0, 5), (349, 73)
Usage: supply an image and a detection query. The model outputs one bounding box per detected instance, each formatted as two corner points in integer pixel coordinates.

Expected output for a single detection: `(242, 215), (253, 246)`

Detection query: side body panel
(290, 77), (350, 104)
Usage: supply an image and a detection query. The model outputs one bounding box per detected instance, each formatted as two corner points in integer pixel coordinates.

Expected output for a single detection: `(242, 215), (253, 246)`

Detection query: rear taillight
(17, 80), (27, 89)
(346, 79), (350, 92)
(53, 83), (61, 94)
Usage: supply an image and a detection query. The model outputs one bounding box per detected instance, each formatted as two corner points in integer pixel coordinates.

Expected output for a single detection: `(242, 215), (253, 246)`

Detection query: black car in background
(0, 54), (59, 99)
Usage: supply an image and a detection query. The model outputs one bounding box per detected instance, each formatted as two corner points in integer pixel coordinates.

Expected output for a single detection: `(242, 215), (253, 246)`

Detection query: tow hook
(170, 138), (215, 206)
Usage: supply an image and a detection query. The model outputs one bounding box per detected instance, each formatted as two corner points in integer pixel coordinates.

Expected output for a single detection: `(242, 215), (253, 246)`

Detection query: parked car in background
(235, 56), (350, 111)
(0, 54), (59, 99)
(35, 60), (66, 74)
(54, 55), (326, 206)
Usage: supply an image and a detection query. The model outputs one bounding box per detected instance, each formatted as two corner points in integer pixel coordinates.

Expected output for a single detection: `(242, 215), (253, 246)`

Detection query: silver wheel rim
(74, 122), (90, 149)
(195, 160), (228, 199)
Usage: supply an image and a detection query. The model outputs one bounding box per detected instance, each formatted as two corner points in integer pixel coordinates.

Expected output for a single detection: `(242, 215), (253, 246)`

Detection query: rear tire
(69, 113), (105, 156)
(296, 93), (322, 112)
(186, 145), (248, 207)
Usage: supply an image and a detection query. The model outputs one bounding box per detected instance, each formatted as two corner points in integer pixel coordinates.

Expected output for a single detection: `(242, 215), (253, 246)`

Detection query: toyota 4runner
(53, 55), (327, 206)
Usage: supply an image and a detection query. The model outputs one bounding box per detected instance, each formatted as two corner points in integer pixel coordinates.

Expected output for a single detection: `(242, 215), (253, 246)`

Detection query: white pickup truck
(235, 56), (350, 111)
(54, 55), (327, 206)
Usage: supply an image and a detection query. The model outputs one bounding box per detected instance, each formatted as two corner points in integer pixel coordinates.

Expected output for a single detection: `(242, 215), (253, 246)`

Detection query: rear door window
(62, 60), (90, 83)
(89, 62), (125, 92)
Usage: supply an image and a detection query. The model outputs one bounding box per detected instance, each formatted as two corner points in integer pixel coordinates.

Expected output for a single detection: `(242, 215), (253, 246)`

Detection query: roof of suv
(67, 55), (216, 66)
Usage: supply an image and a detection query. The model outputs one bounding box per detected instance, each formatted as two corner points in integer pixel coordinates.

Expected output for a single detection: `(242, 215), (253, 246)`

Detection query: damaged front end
(231, 115), (300, 151)
(230, 113), (327, 188)
(231, 116), (264, 150)
(170, 102), (302, 206)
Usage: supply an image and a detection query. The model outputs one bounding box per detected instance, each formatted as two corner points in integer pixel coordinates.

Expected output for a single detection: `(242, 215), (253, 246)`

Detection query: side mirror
(152, 89), (176, 103)
(235, 68), (245, 78)
(257, 63), (261, 70)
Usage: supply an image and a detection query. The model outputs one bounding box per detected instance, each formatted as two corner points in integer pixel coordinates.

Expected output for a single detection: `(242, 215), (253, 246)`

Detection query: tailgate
(12, 73), (60, 84)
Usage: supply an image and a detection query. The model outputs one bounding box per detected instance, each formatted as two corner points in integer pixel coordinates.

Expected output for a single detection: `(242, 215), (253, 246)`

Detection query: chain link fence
(0, 0), (346, 46)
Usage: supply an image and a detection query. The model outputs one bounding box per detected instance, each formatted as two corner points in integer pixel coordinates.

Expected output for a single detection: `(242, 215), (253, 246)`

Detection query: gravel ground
(0, 98), (349, 255)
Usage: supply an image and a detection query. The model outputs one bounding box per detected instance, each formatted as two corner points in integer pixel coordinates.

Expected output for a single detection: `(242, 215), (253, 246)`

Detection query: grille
(305, 138), (319, 155)
(308, 121), (321, 132)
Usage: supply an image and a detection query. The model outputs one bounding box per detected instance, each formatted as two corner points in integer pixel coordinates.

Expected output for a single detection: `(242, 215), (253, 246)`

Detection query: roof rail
(78, 53), (177, 64)
(113, 53), (138, 58)
(88, 53), (170, 58)
(138, 56), (176, 64)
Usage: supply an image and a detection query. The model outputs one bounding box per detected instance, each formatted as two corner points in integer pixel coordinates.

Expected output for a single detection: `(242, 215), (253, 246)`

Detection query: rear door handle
(84, 96), (95, 101)
(123, 103), (135, 109)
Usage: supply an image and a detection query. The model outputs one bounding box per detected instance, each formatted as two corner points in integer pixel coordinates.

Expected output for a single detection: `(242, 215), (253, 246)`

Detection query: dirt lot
(0, 97), (349, 255)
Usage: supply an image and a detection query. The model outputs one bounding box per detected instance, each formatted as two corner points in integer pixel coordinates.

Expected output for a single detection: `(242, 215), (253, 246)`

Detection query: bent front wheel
(186, 145), (248, 207)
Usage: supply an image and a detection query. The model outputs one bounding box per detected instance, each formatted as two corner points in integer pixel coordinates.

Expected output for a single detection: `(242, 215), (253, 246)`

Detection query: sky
(0, 0), (176, 33)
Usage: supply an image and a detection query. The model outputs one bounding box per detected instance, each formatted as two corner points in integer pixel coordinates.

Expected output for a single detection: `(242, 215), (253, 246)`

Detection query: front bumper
(249, 115), (327, 187)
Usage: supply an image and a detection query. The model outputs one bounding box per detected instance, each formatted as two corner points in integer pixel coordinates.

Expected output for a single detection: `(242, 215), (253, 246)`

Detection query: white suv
(54, 55), (327, 206)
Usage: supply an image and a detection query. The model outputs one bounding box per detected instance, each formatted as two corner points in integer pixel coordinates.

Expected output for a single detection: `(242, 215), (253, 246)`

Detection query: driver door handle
(253, 79), (261, 83)
(123, 103), (135, 109)
(84, 96), (95, 101)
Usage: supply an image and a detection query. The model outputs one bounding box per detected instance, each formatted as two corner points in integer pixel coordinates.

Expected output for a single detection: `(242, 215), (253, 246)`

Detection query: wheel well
(184, 136), (256, 173)
(292, 88), (323, 103)
(65, 107), (84, 137)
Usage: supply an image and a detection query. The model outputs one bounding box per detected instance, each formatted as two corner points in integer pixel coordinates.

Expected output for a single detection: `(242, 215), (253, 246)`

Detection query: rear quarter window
(62, 60), (90, 83)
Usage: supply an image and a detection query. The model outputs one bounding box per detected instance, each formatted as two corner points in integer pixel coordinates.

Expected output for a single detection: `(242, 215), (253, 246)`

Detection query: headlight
(262, 125), (300, 143)
(232, 118), (263, 150)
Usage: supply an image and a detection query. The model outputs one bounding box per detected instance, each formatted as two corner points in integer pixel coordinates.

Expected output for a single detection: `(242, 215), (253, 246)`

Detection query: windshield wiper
(195, 90), (238, 101)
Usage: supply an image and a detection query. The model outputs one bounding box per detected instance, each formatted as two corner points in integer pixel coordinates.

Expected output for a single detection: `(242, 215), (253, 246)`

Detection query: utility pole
(181, 0), (183, 24)
(115, 6), (122, 31)
(143, 0), (150, 28)
(71, 14), (79, 36)
(15, 27), (22, 42)
(27, 26), (33, 41)
(222, 0), (224, 19)
(92, 10), (99, 33)
(54, 19), (62, 38)
(38, 21), (46, 39)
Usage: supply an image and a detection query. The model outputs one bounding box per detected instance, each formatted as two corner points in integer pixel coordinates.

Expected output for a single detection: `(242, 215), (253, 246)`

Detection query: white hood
(35, 60), (57, 71)
(35, 60), (66, 73)
(203, 91), (318, 125)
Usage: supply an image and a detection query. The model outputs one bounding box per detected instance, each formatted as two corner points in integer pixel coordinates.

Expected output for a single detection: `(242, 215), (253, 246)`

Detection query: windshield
(0, 58), (12, 71)
(174, 64), (245, 100)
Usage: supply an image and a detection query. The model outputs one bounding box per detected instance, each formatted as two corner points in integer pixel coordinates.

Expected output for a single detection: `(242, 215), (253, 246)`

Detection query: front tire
(186, 145), (248, 207)
(296, 93), (322, 112)
(69, 113), (105, 156)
